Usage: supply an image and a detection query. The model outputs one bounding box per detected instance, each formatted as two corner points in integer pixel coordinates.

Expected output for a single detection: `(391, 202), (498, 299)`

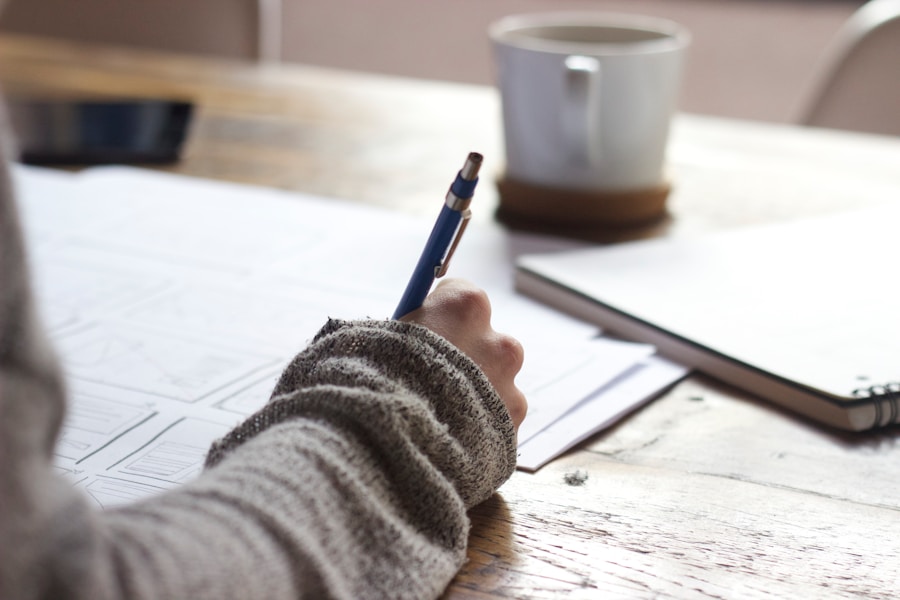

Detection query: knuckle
(451, 286), (491, 320)
(494, 334), (525, 371)
(508, 389), (528, 425)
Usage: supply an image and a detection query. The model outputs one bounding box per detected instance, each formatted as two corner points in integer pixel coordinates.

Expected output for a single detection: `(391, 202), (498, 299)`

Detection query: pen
(392, 152), (483, 319)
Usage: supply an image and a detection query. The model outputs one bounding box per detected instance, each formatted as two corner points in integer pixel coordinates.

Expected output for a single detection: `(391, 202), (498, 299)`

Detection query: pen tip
(461, 152), (483, 180)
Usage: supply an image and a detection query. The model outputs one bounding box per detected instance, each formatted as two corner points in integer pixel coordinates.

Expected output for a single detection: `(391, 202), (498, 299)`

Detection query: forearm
(102, 319), (515, 599)
(0, 145), (79, 600)
(210, 318), (517, 509)
(104, 417), (468, 599)
(2, 319), (516, 600)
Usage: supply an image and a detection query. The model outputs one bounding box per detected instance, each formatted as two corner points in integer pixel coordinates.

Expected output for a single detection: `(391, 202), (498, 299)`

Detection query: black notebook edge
(515, 266), (899, 432)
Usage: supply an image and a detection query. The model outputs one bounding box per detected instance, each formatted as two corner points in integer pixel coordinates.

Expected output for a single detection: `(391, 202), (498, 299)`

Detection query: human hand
(400, 278), (527, 430)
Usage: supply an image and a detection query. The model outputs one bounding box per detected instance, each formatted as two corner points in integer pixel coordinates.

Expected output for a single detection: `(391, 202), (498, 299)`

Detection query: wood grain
(3, 34), (899, 599)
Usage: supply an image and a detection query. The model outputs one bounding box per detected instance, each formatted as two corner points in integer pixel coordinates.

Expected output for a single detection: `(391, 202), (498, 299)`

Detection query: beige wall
(0, 0), (262, 59)
(0, 0), (863, 123)
(280, 0), (860, 122)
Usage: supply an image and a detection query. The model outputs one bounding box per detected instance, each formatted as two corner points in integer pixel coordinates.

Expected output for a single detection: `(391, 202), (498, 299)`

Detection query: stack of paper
(15, 165), (686, 505)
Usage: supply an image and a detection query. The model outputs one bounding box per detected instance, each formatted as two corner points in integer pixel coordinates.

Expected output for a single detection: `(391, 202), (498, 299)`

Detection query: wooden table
(2, 34), (899, 599)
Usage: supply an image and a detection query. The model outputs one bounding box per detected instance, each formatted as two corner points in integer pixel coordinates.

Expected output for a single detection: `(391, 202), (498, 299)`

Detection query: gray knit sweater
(0, 147), (517, 597)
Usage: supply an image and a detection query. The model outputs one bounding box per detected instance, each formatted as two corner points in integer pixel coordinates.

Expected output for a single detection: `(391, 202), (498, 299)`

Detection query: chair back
(799, 0), (900, 136)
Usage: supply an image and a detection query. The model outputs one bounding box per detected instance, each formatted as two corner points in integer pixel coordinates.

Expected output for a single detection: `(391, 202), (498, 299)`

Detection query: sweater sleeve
(97, 318), (516, 600)
(0, 159), (517, 599)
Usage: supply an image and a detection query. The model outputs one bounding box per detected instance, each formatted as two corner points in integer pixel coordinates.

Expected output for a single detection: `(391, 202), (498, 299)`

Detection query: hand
(400, 278), (527, 431)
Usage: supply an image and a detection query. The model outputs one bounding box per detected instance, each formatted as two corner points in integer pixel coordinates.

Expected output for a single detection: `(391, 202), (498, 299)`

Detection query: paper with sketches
(15, 165), (686, 502)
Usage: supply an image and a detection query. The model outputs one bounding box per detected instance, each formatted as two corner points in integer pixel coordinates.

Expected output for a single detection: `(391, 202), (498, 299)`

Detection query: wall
(0, 0), (864, 123)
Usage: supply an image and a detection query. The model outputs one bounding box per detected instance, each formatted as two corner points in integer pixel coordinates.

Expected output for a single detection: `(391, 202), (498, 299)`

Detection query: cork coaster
(495, 176), (671, 235)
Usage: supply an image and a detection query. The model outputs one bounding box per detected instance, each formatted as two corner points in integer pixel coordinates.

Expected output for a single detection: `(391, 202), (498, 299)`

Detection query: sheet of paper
(14, 164), (684, 499)
(515, 337), (655, 446)
(517, 356), (689, 471)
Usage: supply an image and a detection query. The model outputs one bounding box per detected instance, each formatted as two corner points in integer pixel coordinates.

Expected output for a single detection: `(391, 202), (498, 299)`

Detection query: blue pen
(392, 152), (483, 319)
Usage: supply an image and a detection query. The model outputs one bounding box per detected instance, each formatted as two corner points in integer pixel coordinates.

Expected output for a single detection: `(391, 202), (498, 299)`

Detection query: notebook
(516, 202), (900, 432)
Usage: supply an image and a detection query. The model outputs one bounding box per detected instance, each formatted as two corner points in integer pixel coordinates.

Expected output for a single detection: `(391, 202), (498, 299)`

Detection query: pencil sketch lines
(55, 324), (279, 402)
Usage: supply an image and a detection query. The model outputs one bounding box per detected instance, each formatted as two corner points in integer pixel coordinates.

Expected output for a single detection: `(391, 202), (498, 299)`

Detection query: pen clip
(435, 208), (471, 278)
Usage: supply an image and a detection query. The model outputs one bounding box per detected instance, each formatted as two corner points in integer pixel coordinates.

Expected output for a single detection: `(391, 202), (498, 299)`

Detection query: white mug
(490, 12), (690, 192)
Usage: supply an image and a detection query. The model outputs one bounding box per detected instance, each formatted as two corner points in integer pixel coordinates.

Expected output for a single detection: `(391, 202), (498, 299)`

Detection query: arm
(98, 316), (518, 600)
(0, 154), (523, 599)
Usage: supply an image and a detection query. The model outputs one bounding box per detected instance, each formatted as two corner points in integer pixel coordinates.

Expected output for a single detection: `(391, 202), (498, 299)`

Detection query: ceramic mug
(490, 12), (690, 193)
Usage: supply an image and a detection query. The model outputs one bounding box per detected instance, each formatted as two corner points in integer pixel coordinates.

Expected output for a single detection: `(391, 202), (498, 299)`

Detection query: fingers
(486, 333), (527, 428)
(401, 279), (528, 430)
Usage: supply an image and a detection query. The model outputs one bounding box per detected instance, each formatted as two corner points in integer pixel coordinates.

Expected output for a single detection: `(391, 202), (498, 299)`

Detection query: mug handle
(562, 55), (601, 166)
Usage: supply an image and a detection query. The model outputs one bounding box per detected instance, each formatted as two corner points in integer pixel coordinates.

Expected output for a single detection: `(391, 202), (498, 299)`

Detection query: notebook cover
(516, 203), (900, 431)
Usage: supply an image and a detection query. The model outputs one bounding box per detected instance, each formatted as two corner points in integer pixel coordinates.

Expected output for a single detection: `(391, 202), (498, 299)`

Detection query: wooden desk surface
(2, 34), (899, 599)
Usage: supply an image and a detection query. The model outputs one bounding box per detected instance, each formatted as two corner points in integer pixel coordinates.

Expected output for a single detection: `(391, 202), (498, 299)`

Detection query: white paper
(13, 164), (685, 498)
(516, 356), (689, 471)
(515, 337), (655, 445)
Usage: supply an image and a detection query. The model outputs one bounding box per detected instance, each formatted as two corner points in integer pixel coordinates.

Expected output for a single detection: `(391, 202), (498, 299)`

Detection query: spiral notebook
(516, 202), (900, 432)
